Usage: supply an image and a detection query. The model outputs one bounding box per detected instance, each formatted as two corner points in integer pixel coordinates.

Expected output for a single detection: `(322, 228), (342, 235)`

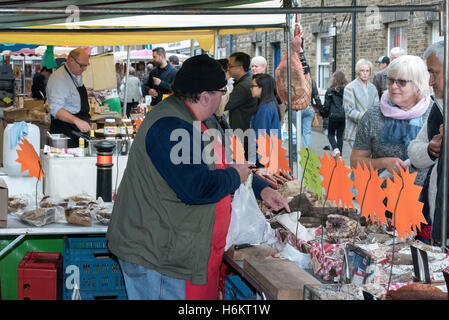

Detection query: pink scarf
(379, 91), (430, 120)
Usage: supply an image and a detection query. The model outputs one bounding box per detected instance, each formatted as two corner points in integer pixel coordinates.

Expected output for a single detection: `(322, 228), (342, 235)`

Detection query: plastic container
(17, 252), (62, 300)
(224, 275), (256, 300)
(62, 236), (127, 300)
(3, 123), (40, 176)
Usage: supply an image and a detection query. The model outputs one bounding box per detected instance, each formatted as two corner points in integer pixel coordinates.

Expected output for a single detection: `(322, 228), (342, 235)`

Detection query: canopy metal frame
(0, 1), (446, 247)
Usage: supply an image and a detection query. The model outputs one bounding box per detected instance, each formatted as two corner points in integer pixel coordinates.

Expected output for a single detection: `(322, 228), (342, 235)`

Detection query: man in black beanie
(107, 54), (290, 300)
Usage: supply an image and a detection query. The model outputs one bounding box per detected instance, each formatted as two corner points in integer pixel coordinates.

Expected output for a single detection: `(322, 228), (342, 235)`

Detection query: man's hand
(73, 118), (91, 133)
(152, 77), (161, 86)
(428, 124), (443, 160)
(260, 187), (290, 212)
(228, 163), (251, 184)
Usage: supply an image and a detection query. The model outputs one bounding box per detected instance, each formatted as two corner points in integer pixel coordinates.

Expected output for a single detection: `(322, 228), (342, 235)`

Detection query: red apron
(184, 104), (232, 300)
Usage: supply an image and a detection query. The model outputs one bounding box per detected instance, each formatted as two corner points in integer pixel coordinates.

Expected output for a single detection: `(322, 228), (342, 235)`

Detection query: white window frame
(432, 21), (444, 43)
(387, 23), (408, 54)
(316, 33), (330, 94)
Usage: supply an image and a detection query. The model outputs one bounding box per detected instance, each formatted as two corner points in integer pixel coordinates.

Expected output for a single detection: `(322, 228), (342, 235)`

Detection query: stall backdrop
(0, 0), (285, 52)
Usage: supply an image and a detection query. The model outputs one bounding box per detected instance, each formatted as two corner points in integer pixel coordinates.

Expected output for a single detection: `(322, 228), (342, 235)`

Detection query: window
(388, 25), (408, 53)
(316, 35), (330, 91)
(432, 21), (443, 43)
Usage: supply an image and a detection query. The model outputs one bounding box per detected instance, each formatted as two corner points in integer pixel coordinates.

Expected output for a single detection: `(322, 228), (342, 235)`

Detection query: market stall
(0, 0), (447, 302)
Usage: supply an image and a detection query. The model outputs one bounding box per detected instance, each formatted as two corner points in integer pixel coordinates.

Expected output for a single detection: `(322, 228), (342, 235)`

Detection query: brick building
(216, 0), (442, 97)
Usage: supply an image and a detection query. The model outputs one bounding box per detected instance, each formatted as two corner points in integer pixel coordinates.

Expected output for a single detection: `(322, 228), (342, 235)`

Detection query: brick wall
(216, 0), (439, 89)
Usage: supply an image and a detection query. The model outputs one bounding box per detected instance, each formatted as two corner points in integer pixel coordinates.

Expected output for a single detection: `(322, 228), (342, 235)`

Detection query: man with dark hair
(168, 54), (181, 71)
(31, 66), (52, 100)
(107, 54), (289, 300)
(225, 52), (258, 158)
(145, 47), (177, 106)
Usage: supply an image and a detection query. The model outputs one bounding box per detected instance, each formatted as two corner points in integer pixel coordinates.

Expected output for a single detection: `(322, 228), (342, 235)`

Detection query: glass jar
(104, 118), (116, 140)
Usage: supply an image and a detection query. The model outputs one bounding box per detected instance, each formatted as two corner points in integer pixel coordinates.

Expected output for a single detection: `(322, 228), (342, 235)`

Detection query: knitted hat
(173, 54), (226, 94)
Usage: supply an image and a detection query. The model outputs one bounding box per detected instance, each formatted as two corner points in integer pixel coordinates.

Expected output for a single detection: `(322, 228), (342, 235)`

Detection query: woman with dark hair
(323, 71), (348, 156)
(250, 73), (282, 164)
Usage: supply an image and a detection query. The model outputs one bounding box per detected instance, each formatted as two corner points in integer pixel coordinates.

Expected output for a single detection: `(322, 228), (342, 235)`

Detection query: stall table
(0, 214), (107, 258)
(223, 245), (323, 300)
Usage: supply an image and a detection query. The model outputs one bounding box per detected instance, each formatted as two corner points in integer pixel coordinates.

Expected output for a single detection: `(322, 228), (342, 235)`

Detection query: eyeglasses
(70, 55), (90, 68)
(228, 64), (242, 69)
(216, 87), (228, 94)
(251, 85), (260, 88)
(387, 77), (413, 87)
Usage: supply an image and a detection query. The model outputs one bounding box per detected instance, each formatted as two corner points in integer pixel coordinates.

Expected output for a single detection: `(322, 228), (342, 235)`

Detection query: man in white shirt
(47, 48), (91, 147)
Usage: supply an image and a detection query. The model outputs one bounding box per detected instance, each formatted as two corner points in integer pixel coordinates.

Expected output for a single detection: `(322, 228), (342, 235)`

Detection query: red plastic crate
(17, 252), (62, 300)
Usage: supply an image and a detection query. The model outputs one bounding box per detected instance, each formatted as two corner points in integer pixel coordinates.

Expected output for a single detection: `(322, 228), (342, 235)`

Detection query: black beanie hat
(173, 54), (226, 94)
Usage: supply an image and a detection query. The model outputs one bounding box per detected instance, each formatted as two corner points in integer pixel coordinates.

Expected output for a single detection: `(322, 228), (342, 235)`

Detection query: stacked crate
(17, 252), (62, 300)
(62, 236), (127, 300)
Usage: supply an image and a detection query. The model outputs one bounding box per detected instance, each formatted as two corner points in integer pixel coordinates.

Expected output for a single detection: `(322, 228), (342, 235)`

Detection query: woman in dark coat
(323, 71), (348, 156)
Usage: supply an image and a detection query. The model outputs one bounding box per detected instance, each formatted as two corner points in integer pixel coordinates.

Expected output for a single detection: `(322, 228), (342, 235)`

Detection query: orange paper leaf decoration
(16, 137), (44, 181)
(135, 116), (143, 133)
(353, 162), (387, 225)
(319, 153), (354, 210)
(256, 132), (291, 175)
(230, 135), (246, 163)
(384, 167), (426, 240)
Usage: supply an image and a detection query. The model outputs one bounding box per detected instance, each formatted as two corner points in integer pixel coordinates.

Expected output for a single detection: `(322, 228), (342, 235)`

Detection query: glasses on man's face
(216, 87), (228, 94)
(228, 64), (242, 69)
(387, 77), (412, 88)
(251, 85), (260, 88)
(71, 56), (90, 69)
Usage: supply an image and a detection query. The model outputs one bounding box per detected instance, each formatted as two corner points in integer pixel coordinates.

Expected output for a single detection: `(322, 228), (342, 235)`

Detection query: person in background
(31, 66), (52, 100)
(169, 55), (181, 71)
(373, 47), (404, 100)
(250, 73), (282, 165)
(408, 41), (447, 244)
(300, 78), (321, 149)
(343, 58), (379, 149)
(373, 56), (390, 99)
(106, 54), (290, 300)
(225, 52), (258, 159)
(215, 58), (232, 122)
(145, 47), (177, 106)
(350, 55), (431, 187)
(323, 71), (348, 157)
(119, 66), (142, 117)
(47, 48), (91, 147)
(250, 56), (267, 75)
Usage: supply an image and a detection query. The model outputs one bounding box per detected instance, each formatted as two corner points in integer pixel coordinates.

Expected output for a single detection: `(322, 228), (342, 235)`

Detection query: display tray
(0, 214), (107, 236)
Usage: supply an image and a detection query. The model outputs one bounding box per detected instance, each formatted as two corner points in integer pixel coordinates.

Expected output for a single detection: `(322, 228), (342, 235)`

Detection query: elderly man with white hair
(373, 47), (405, 99)
(350, 55), (431, 187)
(408, 41), (447, 244)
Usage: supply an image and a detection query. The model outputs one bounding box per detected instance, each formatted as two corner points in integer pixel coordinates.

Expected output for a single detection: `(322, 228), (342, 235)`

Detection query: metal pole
(352, 0), (357, 80)
(441, 0), (448, 247)
(285, 15), (294, 172)
(332, 17), (337, 73)
(124, 45), (130, 117)
(0, 5), (439, 15)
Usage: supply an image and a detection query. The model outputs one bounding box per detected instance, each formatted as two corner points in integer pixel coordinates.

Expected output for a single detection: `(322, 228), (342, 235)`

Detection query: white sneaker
(332, 148), (340, 157)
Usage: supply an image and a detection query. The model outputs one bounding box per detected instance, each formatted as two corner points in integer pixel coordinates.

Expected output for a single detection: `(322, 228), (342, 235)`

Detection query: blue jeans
(301, 106), (315, 148)
(118, 259), (186, 300)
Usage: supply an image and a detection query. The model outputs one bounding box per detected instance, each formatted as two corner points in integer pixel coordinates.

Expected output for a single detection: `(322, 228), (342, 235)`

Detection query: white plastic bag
(225, 175), (275, 250)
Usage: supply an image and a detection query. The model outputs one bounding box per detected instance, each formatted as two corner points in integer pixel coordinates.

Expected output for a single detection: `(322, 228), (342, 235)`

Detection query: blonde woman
(343, 58), (379, 147)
